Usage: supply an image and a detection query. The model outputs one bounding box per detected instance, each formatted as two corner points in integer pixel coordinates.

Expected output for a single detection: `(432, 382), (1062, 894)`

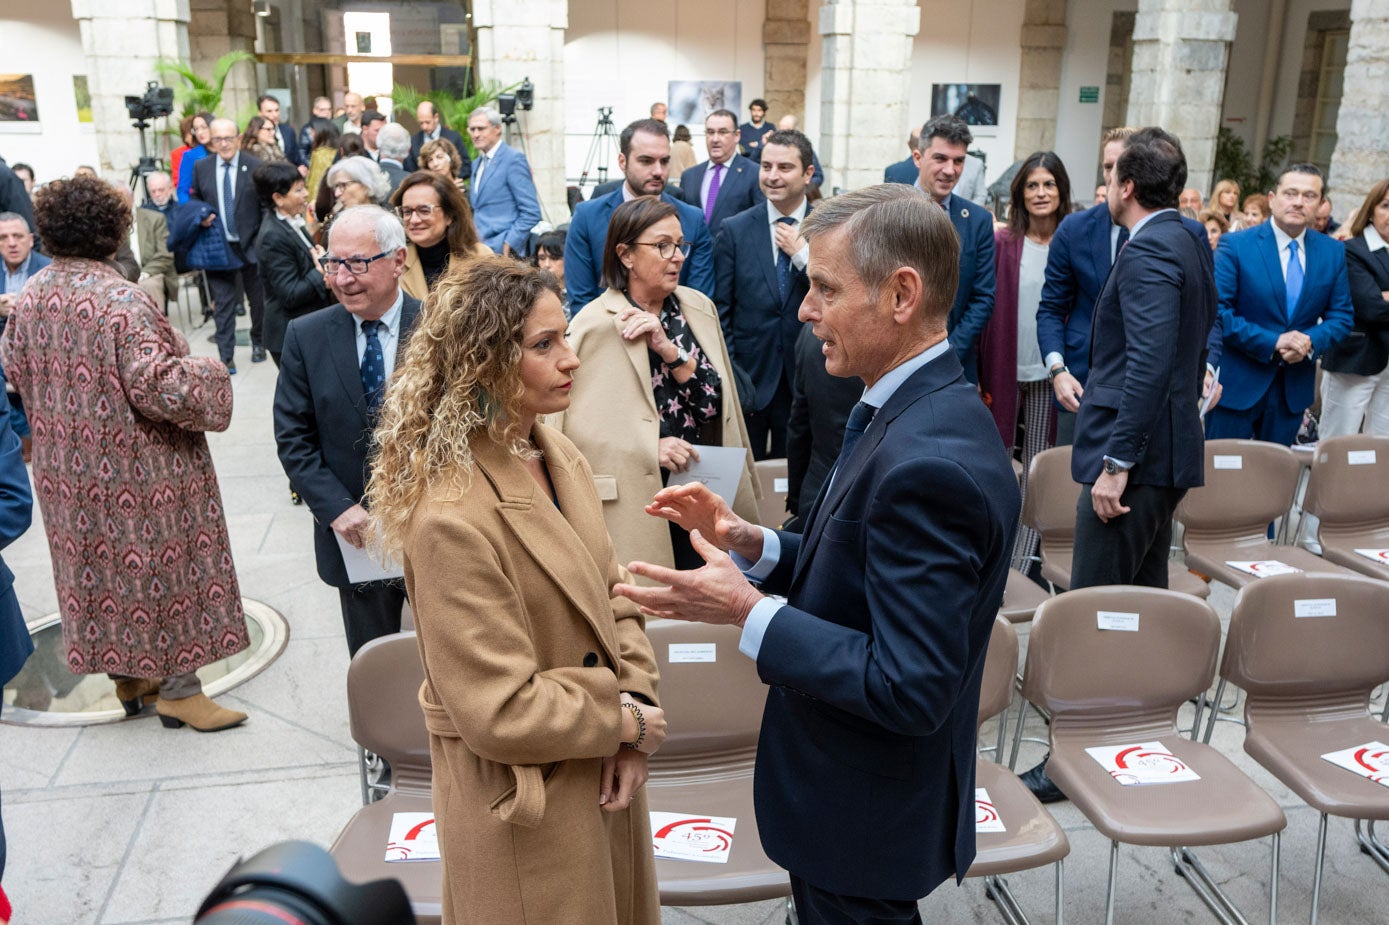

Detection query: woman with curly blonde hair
(366, 257), (665, 925)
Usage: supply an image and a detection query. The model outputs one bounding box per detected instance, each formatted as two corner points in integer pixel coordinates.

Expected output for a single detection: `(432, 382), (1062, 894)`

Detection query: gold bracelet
(622, 701), (646, 751)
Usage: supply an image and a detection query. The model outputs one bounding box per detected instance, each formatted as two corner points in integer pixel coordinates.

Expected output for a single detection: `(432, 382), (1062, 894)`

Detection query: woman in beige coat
(551, 196), (759, 572)
(367, 258), (665, 925)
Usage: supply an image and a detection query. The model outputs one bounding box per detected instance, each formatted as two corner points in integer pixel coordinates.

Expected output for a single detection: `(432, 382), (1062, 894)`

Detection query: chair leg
(1105, 841), (1119, 925)
(1172, 846), (1257, 925)
(1190, 692), (1207, 741)
(1270, 830), (1280, 925)
(1009, 694), (1029, 770)
(1056, 857), (1064, 925)
(357, 744), (370, 806)
(995, 701), (1008, 761)
(1203, 679), (1227, 744)
(1310, 813), (1328, 925)
(1355, 819), (1389, 875)
(785, 895), (798, 925)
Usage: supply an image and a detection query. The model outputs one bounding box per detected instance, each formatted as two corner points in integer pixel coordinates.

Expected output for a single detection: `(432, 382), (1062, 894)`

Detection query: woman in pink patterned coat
(2, 176), (249, 732)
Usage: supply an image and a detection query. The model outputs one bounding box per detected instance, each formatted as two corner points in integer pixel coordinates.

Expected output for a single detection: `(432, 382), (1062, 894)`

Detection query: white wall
(1054, 0), (1136, 193)
(907, 0), (1026, 191)
(0, 0), (100, 183)
(563, 0), (766, 191)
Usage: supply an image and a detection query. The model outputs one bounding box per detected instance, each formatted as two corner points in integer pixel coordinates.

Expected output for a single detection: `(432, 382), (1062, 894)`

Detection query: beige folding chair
(1299, 435), (1389, 581)
(329, 632), (441, 925)
(642, 619), (792, 908)
(1021, 587), (1285, 925)
(1177, 439), (1355, 588)
(1211, 573), (1389, 924)
(967, 618), (1069, 924)
(754, 458), (790, 528)
(999, 568), (1050, 625)
(1024, 446), (1209, 598)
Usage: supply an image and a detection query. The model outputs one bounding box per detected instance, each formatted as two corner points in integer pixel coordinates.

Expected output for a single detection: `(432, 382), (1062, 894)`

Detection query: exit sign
(1079, 86), (1100, 103)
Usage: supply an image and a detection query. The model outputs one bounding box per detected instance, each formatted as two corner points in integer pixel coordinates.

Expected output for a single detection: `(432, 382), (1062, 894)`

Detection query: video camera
(125, 82), (175, 124)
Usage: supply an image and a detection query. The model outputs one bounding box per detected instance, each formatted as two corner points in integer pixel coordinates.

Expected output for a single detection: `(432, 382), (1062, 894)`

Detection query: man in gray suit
(376, 123), (411, 199)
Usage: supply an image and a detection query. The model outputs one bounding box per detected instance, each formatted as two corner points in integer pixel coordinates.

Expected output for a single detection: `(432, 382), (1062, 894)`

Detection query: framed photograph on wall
(73, 75), (93, 124)
(668, 81), (742, 127)
(930, 83), (1001, 135)
(0, 74), (41, 133)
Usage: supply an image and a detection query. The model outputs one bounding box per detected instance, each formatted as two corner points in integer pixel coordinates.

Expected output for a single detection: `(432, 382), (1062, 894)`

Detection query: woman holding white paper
(553, 196), (759, 571)
(366, 257), (665, 924)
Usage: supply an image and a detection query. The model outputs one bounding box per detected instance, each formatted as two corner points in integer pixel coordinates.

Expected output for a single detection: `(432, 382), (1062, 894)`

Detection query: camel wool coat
(402, 424), (661, 925)
(549, 286), (760, 572)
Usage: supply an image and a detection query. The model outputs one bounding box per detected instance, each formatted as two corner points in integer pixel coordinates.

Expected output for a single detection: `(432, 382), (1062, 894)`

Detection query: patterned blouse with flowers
(641, 294), (722, 442)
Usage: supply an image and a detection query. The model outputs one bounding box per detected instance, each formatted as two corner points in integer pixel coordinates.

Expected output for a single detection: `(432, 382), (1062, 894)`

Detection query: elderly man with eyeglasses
(273, 204), (420, 656)
(678, 108), (765, 239)
(188, 117), (269, 368)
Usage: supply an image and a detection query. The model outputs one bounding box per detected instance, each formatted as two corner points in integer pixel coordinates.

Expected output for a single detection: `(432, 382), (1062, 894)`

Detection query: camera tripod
(127, 118), (163, 204)
(577, 107), (618, 190)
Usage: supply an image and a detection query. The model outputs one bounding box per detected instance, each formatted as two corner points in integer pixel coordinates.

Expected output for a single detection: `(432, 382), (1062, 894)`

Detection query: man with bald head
(405, 100), (469, 176)
(142, 171), (177, 222)
(335, 92), (365, 135)
(189, 117), (268, 370)
(1179, 187), (1204, 212)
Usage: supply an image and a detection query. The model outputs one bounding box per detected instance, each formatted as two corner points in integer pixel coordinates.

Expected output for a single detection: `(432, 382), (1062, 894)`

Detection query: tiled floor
(2, 307), (1387, 924)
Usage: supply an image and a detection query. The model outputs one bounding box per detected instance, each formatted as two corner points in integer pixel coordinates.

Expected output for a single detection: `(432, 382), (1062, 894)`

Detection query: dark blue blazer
(753, 349), (1019, 899)
(1206, 223), (1354, 413)
(1072, 211), (1216, 488)
(273, 297), (422, 588)
(883, 157), (917, 184)
(679, 155), (764, 239)
(275, 123), (304, 167)
(0, 375), (33, 688)
(405, 126), (469, 175)
(564, 189), (715, 312)
(944, 194), (997, 382)
(1037, 204), (1212, 391)
(712, 202), (810, 410)
(188, 151), (264, 262)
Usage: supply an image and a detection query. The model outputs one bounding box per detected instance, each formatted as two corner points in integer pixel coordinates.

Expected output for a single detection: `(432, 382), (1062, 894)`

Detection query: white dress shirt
(355, 290), (405, 381)
(699, 154), (738, 210)
(766, 198), (810, 271)
(1270, 222), (1308, 281)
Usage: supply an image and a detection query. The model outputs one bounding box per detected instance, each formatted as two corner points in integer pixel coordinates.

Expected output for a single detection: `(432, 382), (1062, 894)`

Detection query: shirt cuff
(1044, 352), (1065, 372)
(730, 527), (779, 582)
(738, 597), (783, 660)
(791, 244), (809, 271)
(1103, 455), (1134, 471)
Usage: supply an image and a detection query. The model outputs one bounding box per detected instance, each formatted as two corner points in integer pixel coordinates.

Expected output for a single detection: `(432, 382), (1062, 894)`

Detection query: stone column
(1014, 0), (1067, 160)
(1124, 0), (1237, 195)
(765, 0), (812, 122)
(472, 0), (567, 227)
(817, 0), (920, 193)
(71, 0), (191, 179)
(1328, 0), (1389, 224)
(188, 0), (259, 122)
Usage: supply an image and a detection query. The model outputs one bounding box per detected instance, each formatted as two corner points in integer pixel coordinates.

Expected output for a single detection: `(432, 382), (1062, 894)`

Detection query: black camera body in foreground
(195, 841), (415, 925)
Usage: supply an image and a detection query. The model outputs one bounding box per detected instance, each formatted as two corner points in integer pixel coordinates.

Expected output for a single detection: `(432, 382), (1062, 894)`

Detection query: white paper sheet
(1200, 366), (1221, 420)
(1354, 548), (1389, 566)
(1225, 560), (1302, 578)
(1085, 741), (1201, 785)
(1321, 742), (1389, 788)
(336, 533), (405, 584)
(385, 812), (439, 861)
(666, 445), (748, 506)
(651, 812), (737, 863)
(974, 787), (1006, 833)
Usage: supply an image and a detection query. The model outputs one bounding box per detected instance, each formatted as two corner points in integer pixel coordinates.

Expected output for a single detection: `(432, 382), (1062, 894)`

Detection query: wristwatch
(1048, 364), (1069, 381)
(1103, 458), (1123, 476)
(672, 345), (691, 366)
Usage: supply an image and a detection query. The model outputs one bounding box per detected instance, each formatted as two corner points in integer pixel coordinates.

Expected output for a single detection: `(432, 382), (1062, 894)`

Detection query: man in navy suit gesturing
(618, 185), (1019, 924)
(680, 108), (764, 239)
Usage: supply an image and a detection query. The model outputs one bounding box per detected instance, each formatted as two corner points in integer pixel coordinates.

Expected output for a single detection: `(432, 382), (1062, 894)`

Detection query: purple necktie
(704, 163), (724, 224)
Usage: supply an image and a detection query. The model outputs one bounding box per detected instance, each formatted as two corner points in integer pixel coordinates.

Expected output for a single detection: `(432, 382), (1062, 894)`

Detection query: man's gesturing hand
(644, 482), (764, 562)
(615, 530), (764, 628)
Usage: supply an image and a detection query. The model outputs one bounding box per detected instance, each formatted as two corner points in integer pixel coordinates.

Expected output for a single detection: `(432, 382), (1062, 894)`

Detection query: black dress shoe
(225, 360), (237, 375)
(1020, 754), (1067, 803)
(234, 303), (246, 316)
(251, 345), (267, 363)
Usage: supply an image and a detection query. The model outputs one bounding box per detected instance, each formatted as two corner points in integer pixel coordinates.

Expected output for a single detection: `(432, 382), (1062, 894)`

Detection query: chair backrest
(1175, 439), (1301, 537)
(1021, 446), (1080, 539)
(347, 632), (431, 792)
(644, 619), (766, 764)
(976, 617), (1018, 730)
(1301, 435), (1389, 528)
(1221, 573), (1389, 701)
(754, 458), (789, 528)
(1021, 586), (1221, 735)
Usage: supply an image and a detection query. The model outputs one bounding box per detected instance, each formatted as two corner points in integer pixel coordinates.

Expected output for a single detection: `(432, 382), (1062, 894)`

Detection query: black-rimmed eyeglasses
(632, 241), (691, 260)
(320, 251), (392, 275)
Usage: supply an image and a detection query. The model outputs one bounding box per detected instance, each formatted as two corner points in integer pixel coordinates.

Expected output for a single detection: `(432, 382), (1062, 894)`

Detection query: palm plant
(156, 50), (256, 117)
(392, 74), (516, 160)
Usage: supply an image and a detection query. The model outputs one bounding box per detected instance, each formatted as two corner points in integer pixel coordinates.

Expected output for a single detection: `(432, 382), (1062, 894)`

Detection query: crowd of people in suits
(3, 77), (1389, 923)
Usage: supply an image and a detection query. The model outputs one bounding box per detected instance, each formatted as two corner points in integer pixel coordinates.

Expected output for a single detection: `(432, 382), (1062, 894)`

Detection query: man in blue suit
(466, 107), (542, 257)
(1037, 127), (1214, 445)
(1206, 164), (1354, 446)
(258, 95), (304, 171)
(564, 119), (714, 312)
(913, 115), (995, 383)
(680, 108), (764, 239)
(618, 185), (1019, 923)
(713, 130), (815, 459)
(883, 128), (919, 184)
(0, 376), (33, 881)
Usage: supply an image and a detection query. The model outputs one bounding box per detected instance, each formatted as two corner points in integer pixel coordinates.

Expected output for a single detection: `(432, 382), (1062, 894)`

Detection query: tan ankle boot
(155, 692), (248, 732)
(114, 679), (161, 717)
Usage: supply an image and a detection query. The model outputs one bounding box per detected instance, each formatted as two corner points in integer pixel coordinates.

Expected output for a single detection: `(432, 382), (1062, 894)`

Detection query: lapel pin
(961, 207), (970, 219)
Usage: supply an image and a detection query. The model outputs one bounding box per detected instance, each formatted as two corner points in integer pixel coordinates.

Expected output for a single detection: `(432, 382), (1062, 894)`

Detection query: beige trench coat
(548, 286), (760, 572)
(403, 425), (661, 925)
